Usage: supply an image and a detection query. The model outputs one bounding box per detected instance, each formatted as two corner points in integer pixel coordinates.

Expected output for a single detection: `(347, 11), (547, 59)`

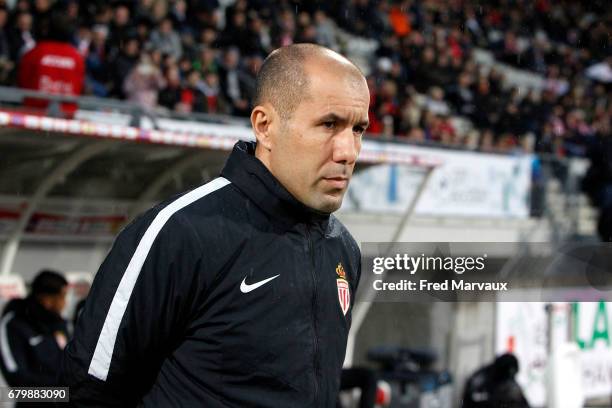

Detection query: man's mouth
(322, 176), (349, 189)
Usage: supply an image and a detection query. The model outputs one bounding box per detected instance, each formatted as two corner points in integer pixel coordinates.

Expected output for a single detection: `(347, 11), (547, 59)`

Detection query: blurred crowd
(357, 0), (610, 156)
(0, 0), (609, 156)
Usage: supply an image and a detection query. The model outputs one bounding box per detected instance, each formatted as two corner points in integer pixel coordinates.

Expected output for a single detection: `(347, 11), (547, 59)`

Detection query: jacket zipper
(306, 226), (319, 406)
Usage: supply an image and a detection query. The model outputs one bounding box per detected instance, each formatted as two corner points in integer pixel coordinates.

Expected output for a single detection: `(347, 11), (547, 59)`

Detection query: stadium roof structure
(0, 87), (443, 206)
(0, 119), (226, 204)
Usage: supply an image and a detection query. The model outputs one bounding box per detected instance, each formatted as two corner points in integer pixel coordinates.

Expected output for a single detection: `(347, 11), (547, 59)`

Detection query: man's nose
(332, 128), (359, 164)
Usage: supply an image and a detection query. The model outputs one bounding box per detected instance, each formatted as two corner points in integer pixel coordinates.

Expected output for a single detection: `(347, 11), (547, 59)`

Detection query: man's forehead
(304, 54), (366, 86)
(307, 71), (369, 99)
(302, 90), (368, 111)
(294, 57), (369, 119)
(302, 93), (368, 124)
(297, 80), (369, 121)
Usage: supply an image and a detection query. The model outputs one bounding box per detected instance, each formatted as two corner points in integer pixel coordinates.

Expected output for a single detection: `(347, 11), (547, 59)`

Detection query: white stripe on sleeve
(88, 177), (231, 381)
(0, 312), (17, 372)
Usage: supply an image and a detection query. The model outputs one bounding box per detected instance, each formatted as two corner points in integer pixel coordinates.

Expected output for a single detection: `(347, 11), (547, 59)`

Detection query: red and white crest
(337, 279), (350, 316)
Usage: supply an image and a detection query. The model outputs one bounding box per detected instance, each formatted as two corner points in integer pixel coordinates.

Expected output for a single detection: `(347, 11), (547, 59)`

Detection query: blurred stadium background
(0, 0), (610, 406)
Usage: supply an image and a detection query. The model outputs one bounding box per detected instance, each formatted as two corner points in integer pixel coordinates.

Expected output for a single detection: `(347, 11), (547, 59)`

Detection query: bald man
(61, 44), (369, 407)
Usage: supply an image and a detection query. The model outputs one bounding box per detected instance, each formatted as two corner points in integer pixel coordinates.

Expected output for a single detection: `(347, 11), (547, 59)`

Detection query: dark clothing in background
(582, 136), (612, 241)
(462, 354), (530, 408)
(0, 296), (68, 387)
(338, 367), (378, 408)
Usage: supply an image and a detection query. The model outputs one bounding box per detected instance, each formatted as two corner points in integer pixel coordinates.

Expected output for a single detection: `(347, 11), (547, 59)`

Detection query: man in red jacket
(17, 7), (84, 115)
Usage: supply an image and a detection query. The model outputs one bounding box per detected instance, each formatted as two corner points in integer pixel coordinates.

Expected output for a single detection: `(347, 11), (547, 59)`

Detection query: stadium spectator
(314, 10), (338, 50)
(17, 5), (84, 115)
(107, 2), (132, 52)
(218, 46), (250, 116)
(149, 15), (182, 60)
(0, 270), (69, 388)
(424, 86), (450, 116)
(84, 24), (110, 97)
(178, 69), (207, 113)
(238, 53), (263, 106)
(245, 13), (272, 55)
(108, 36), (140, 98)
(135, 15), (154, 46)
(8, 11), (35, 61)
(447, 72), (476, 117)
(0, 6), (13, 83)
(201, 69), (229, 114)
(170, 0), (188, 30)
(158, 64), (182, 110)
(193, 45), (219, 74)
(586, 57), (612, 84)
(123, 52), (166, 109)
(74, 23), (91, 57)
(219, 9), (249, 52)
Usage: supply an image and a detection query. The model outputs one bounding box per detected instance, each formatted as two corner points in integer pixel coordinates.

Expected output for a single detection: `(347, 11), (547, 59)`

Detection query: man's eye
(353, 126), (365, 135)
(323, 121), (335, 129)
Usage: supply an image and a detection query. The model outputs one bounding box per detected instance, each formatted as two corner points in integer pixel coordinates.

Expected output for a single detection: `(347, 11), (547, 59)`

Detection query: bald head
(254, 43), (364, 121)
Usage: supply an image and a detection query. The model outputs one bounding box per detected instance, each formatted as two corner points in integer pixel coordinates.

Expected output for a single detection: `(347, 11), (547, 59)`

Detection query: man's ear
(251, 104), (274, 152)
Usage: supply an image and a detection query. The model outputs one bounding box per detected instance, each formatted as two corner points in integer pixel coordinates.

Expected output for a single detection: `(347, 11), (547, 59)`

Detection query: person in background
(123, 51), (166, 109)
(218, 46), (250, 116)
(106, 2), (132, 53)
(0, 6), (13, 84)
(158, 64), (182, 110)
(8, 11), (35, 61)
(200, 69), (228, 114)
(0, 269), (69, 387)
(17, 4), (84, 115)
(84, 24), (110, 97)
(238, 53), (263, 107)
(462, 353), (530, 408)
(108, 35), (140, 98)
(149, 15), (182, 60)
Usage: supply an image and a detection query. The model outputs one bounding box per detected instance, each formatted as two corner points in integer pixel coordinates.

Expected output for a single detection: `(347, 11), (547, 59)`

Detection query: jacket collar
(221, 140), (330, 229)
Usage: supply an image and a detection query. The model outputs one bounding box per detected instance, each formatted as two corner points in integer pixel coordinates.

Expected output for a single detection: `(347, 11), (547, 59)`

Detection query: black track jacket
(60, 141), (361, 407)
(0, 297), (68, 387)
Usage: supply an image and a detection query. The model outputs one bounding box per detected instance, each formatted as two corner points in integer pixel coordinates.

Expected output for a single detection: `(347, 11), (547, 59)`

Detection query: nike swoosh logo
(28, 335), (44, 346)
(240, 274), (280, 293)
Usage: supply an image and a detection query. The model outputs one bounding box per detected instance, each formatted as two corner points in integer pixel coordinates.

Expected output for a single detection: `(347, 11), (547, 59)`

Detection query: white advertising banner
(342, 146), (533, 218)
(496, 301), (612, 406)
(496, 302), (549, 407)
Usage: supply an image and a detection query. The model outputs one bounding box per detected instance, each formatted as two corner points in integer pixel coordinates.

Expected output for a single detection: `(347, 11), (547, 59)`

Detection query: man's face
(18, 13), (32, 31)
(125, 39), (139, 56)
(224, 49), (240, 69)
(114, 6), (129, 26)
(40, 286), (68, 315)
(160, 19), (172, 33)
(267, 64), (369, 213)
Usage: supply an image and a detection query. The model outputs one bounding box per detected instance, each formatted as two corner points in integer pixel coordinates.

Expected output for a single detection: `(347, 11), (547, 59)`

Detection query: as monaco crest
(336, 263), (350, 316)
